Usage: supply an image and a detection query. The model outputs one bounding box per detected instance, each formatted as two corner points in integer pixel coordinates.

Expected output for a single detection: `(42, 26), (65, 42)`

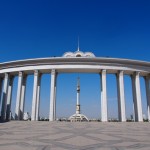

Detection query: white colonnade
(0, 52), (149, 122)
(0, 69), (149, 122)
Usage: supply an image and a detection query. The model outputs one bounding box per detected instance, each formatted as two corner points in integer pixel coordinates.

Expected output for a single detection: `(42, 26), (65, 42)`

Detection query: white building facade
(0, 50), (150, 122)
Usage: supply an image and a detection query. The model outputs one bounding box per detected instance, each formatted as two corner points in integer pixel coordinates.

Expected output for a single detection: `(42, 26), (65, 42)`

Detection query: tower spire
(77, 37), (80, 51)
(68, 77), (89, 122)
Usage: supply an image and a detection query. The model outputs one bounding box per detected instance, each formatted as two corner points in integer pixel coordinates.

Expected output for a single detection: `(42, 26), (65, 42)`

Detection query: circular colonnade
(0, 50), (150, 122)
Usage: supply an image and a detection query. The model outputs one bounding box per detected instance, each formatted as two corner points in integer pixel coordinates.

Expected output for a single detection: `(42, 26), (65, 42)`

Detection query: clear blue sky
(0, 0), (150, 119)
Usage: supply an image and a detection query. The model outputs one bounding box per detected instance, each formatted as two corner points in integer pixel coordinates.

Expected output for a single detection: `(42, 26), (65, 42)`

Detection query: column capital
(134, 71), (140, 76)
(4, 73), (9, 78)
(51, 69), (58, 77)
(34, 70), (39, 76)
(131, 72), (140, 78)
(51, 69), (56, 75)
(101, 69), (107, 74)
(18, 71), (23, 77)
(116, 70), (124, 78)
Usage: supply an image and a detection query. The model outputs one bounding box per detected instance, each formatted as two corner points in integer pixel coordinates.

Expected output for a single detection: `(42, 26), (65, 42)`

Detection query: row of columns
(101, 70), (126, 122)
(101, 70), (148, 122)
(0, 69), (150, 122)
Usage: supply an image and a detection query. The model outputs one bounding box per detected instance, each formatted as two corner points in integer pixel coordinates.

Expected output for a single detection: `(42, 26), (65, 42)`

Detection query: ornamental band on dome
(0, 49), (150, 122)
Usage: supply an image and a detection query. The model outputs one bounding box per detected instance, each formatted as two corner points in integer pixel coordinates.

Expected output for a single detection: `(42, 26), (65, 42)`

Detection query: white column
(53, 73), (57, 120)
(15, 72), (23, 120)
(145, 76), (150, 121)
(31, 70), (39, 121)
(116, 71), (126, 122)
(49, 69), (57, 121)
(131, 72), (143, 122)
(35, 74), (41, 121)
(6, 76), (14, 120)
(20, 75), (27, 120)
(101, 70), (108, 122)
(0, 77), (3, 109)
(1, 73), (9, 121)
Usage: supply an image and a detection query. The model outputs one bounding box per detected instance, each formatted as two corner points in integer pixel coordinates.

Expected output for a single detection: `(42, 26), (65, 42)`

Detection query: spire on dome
(77, 37), (80, 51)
(62, 38), (96, 57)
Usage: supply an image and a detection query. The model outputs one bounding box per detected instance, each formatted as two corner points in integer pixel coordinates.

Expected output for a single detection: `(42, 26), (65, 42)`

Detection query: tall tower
(76, 77), (80, 114)
(68, 77), (89, 122)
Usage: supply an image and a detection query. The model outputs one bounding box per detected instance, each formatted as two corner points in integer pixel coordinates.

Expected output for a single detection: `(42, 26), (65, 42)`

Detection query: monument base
(69, 113), (89, 122)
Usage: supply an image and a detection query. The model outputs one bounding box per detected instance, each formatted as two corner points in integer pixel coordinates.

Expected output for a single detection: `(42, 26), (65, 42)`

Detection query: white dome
(63, 50), (95, 58)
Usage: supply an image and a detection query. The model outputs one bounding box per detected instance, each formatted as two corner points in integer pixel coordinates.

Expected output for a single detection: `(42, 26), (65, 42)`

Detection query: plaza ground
(0, 121), (150, 150)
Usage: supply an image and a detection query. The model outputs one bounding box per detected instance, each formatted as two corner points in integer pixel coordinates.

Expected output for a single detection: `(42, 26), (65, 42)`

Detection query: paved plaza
(0, 121), (150, 150)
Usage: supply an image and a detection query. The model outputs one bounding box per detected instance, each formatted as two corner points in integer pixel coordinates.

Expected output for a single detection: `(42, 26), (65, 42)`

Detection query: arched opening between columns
(56, 73), (100, 121)
(124, 74), (146, 122)
(10, 76), (18, 119)
(39, 74), (50, 120)
(24, 75), (34, 120)
(140, 77), (147, 121)
(106, 74), (118, 121)
(124, 75), (134, 121)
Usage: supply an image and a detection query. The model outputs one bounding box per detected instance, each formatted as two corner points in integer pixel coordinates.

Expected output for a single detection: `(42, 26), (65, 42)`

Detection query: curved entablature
(0, 57), (149, 76)
(63, 50), (95, 58)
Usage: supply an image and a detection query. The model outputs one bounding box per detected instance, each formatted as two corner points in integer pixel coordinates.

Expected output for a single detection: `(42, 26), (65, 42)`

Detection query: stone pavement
(0, 121), (150, 150)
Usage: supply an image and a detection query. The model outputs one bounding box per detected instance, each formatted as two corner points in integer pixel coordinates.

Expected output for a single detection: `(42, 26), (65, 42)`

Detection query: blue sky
(0, 0), (150, 119)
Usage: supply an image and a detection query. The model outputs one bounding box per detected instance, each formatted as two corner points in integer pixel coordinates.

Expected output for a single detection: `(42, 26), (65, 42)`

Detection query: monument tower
(76, 77), (80, 114)
(69, 77), (89, 122)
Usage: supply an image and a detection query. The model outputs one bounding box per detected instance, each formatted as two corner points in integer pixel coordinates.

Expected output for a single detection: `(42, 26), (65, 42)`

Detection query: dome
(63, 50), (95, 58)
